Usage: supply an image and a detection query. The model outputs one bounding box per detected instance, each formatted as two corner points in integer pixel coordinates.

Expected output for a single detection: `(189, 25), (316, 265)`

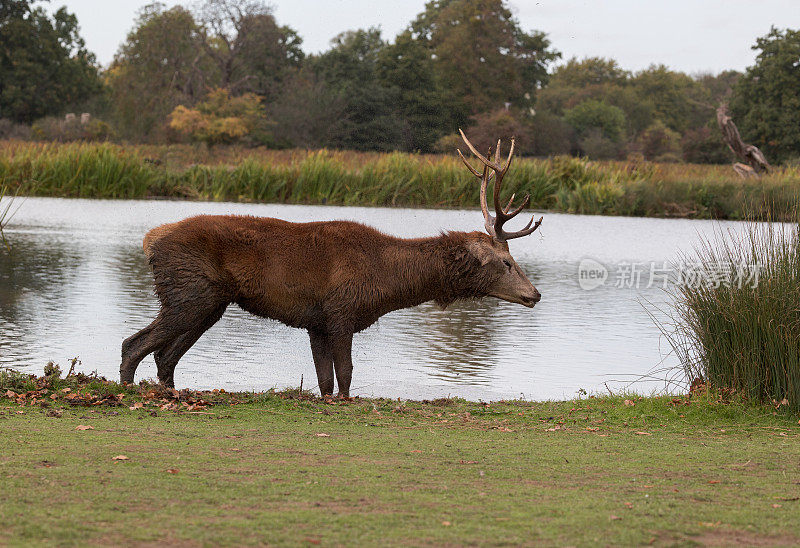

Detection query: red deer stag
(121, 131), (542, 397)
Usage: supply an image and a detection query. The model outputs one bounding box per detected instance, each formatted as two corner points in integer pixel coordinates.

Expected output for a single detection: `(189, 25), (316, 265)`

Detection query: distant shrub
(638, 120), (681, 161)
(0, 119), (32, 140)
(169, 88), (272, 146)
(460, 108), (536, 156)
(31, 116), (113, 142)
(564, 99), (627, 143)
(578, 128), (623, 160)
(530, 111), (573, 157)
(681, 127), (731, 164)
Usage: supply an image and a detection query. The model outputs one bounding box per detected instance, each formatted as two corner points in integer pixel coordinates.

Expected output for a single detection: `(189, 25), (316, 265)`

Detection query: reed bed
(663, 214), (800, 411)
(2, 140), (800, 219)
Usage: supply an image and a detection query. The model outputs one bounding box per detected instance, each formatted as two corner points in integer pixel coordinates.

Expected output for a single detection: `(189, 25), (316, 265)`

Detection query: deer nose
(532, 289), (541, 303)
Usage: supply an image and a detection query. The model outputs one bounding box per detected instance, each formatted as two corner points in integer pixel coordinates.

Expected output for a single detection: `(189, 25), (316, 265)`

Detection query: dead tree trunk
(716, 105), (771, 177)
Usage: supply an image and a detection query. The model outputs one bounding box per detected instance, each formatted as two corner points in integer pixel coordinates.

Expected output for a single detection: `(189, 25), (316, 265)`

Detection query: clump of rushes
(665, 211), (800, 411)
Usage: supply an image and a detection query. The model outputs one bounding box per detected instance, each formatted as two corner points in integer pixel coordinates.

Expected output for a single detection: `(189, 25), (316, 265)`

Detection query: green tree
(0, 0), (102, 123)
(564, 99), (626, 143)
(195, 0), (303, 102)
(311, 29), (403, 151)
(564, 99), (627, 159)
(630, 65), (709, 133)
(108, 3), (210, 140)
(377, 30), (459, 152)
(409, 0), (559, 114)
(550, 56), (628, 88)
(730, 27), (800, 163)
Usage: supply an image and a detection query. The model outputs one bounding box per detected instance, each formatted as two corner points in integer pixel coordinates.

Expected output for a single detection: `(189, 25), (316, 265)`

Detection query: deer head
(458, 130), (542, 307)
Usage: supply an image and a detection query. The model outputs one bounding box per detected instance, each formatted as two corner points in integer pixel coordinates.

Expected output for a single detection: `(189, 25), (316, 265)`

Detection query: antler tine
(458, 129), (496, 169)
(503, 193), (530, 219)
(500, 138), (515, 177)
(457, 149), (483, 178)
(503, 193), (516, 214)
(458, 130), (541, 242)
(499, 215), (543, 240)
(478, 166), (496, 236)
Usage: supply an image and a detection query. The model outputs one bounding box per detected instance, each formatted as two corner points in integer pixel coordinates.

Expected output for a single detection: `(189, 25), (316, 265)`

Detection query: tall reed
(0, 184), (18, 250)
(2, 140), (800, 220)
(664, 213), (800, 411)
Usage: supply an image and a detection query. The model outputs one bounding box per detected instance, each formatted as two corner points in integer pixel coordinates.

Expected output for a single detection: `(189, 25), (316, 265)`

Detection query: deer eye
(502, 259), (512, 270)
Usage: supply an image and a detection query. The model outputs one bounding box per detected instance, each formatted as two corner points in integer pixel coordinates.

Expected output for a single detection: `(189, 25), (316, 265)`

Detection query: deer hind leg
(120, 300), (225, 385)
(330, 332), (354, 399)
(153, 304), (227, 388)
(309, 330), (334, 397)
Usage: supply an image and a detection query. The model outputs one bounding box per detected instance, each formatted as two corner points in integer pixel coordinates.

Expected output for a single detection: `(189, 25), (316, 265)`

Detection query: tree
(630, 65), (708, 133)
(564, 99), (626, 143)
(0, 0), (102, 123)
(409, 0), (559, 113)
(195, 0), (303, 102)
(311, 29), (403, 151)
(169, 88), (269, 145)
(377, 30), (459, 152)
(730, 27), (800, 163)
(549, 56), (628, 88)
(267, 69), (345, 149)
(108, 3), (210, 140)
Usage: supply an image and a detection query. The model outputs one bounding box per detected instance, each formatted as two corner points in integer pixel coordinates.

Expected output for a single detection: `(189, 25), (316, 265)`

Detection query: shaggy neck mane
(380, 232), (488, 310)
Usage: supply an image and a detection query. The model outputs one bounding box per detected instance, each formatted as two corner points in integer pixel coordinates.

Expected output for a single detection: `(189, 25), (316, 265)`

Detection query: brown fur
(121, 214), (540, 396)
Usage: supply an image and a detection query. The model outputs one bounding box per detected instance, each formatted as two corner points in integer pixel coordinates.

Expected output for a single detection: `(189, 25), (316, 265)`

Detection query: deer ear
(467, 240), (494, 266)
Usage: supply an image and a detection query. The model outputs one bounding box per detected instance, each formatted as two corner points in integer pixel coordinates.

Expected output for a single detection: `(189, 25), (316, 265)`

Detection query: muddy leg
(331, 332), (354, 399)
(154, 304), (227, 388)
(309, 330), (334, 397)
(120, 302), (222, 384)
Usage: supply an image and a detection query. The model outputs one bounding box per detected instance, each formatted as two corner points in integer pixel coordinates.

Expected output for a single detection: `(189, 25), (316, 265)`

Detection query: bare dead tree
(716, 104), (771, 177)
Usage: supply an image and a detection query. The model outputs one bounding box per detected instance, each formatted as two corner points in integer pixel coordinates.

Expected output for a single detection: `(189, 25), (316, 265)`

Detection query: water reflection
(0, 197), (748, 400)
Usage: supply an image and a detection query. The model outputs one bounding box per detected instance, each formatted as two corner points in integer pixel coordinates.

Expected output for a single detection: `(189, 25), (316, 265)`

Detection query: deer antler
(457, 129), (542, 242)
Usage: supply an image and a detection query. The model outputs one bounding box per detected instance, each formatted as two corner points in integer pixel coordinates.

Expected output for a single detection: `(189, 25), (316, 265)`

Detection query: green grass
(663, 214), (800, 412)
(2, 371), (800, 546)
(3, 140), (800, 220)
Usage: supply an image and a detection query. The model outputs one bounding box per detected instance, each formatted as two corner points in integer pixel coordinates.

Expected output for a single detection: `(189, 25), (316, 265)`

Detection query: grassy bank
(2, 369), (800, 546)
(2, 140), (800, 220)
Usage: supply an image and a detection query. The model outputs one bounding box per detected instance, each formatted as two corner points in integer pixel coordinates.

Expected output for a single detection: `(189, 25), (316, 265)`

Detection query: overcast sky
(48, 0), (800, 74)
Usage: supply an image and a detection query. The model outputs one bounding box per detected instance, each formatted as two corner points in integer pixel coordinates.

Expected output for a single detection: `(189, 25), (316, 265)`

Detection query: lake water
(0, 197), (745, 400)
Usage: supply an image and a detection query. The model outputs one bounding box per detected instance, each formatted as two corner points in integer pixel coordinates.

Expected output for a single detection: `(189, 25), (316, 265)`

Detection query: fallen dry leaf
(315, 433), (330, 437)
(624, 399), (635, 406)
(773, 504), (782, 508)
(231, 448), (241, 452)
(75, 425), (94, 431)
(708, 480), (720, 484)
(497, 427), (514, 432)
(441, 521), (451, 527)
(634, 432), (652, 436)
(112, 455), (129, 461)
(610, 515), (621, 521)
(165, 468), (179, 474)
(410, 450), (422, 453)
(129, 402), (143, 410)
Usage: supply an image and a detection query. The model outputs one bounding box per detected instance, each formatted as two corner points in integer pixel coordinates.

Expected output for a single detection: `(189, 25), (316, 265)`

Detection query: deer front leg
(309, 330), (334, 397)
(331, 332), (354, 399)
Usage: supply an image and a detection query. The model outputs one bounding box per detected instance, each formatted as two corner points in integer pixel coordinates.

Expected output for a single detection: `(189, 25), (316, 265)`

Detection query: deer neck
(382, 234), (472, 310)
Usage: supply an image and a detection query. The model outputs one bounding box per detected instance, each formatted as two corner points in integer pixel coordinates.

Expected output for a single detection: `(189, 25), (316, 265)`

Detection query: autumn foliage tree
(169, 88), (269, 145)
